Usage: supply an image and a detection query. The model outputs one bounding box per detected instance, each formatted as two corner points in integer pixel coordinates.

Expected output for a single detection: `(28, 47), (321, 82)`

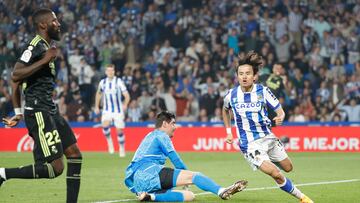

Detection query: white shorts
(101, 111), (125, 129)
(242, 134), (288, 171)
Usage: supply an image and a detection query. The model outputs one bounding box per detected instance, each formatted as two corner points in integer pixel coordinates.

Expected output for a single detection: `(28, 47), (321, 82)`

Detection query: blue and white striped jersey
(223, 84), (281, 153)
(98, 77), (128, 113)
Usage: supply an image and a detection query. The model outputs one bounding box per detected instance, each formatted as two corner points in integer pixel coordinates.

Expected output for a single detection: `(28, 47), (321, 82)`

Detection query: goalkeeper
(124, 111), (247, 202)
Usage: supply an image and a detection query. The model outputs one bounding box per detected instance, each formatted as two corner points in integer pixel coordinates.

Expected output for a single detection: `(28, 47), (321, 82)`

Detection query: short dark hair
(235, 50), (263, 75)
(155, 111), (176, 128)
(32, 8), (53, 30)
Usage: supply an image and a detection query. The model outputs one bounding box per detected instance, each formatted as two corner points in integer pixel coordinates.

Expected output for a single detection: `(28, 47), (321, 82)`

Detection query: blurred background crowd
(0, 0), (359, 122)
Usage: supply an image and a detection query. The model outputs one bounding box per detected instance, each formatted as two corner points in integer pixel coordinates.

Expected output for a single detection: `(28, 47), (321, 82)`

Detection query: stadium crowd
(0, 0), (359, 122)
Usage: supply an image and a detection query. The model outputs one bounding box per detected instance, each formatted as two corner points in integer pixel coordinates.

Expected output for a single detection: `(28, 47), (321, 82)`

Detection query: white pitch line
(94, 179), (360, 203)
(195, 178), (360, 196)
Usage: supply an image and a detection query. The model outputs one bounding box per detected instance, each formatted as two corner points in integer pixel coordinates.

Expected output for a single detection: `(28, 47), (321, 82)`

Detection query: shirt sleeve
(157, 133), (187, 170)
(168, 151), (187, 170)
(98, 79), (105, 92)
(264, 87), (281, 110)
(223, 89), (232, 110)
(17, 43), (45, 65)
(118, 78), (128, 93)
(158, 133), (176, 156)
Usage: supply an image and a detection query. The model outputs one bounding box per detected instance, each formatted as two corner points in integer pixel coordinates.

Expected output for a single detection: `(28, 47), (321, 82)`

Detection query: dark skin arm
(3, 47), (57, 126)
(2, 80), (23, 127)
(12, 47), (57, 82)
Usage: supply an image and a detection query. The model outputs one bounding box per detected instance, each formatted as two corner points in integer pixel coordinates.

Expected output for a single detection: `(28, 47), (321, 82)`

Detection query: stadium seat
(345, 63), (355, 75)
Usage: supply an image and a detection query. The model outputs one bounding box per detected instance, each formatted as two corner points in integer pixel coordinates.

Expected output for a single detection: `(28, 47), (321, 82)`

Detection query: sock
(118, 132), (125, 145)
(192, 172), (221, 195)
(154, 190), (184, 202)
(102, 127), (111, 138)
(278, 177), (303, 199)
(0, 168), (7, 180)
(5, 163), (56, 179)
(66, 157), (82, 203)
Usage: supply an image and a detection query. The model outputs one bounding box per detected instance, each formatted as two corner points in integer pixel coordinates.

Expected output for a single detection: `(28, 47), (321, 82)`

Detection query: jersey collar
(36, 34), (50, 48)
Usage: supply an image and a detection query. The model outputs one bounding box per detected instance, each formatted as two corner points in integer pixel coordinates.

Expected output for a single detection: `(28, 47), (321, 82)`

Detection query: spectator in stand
(346, 30), (359, 64)
(286, 3), (303, 48)
(289, 106), (306, 122)
(76, 58), (95, 108)
(127, 100), (142, 122)
(337, 97), (360, 122)
(1, 0), (359, 123)
(316, 81), (330, 103)
(311, 14), (332, 44)
(327, 57), (345, 81)
(270, 32), (294, 63)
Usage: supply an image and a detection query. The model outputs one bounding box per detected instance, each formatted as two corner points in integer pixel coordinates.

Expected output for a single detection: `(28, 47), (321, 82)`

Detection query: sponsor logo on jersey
(234, 102), (262, 112)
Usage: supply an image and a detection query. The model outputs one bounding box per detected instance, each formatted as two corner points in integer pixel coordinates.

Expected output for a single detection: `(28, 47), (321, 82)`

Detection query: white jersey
(223, 84), (281, 153)
(98, 77), (128, 114)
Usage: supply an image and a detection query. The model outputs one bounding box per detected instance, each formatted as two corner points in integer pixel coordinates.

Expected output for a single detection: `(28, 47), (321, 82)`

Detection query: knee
(283, 163), (293, 173)
(65, 145), (82, 159)
(181, 171), (196, 185)
(51, 159), (64, 177)
(182, 191), (195, 202)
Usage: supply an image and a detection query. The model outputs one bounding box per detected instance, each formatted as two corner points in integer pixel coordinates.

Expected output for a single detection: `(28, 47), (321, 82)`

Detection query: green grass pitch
(1, 152), (359, 203)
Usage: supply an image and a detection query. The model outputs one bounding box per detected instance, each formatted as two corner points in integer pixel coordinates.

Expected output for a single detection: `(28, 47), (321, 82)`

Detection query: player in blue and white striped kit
(125, 111), (247, 202)
(222, 51), (313, 203)
(95, 64), (130, 157)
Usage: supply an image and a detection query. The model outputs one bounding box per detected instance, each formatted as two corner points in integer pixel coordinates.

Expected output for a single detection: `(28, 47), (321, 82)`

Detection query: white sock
(217, 187), (225, 196)
(291, 186), (303, 199)
(150, 194), (155, 201)
(277, 177), (303, 199)
(0, 168), (6, 180)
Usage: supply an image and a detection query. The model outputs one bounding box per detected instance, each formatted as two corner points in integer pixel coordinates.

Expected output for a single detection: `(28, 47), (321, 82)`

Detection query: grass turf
(0, 152), (359, 203)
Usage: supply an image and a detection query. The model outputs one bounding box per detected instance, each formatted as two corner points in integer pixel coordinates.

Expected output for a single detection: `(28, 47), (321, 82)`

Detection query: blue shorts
(133, 163), (164, 193)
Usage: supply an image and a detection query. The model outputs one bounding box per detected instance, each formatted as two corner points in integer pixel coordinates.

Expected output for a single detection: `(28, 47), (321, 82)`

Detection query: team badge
(51, 146), (58, 154)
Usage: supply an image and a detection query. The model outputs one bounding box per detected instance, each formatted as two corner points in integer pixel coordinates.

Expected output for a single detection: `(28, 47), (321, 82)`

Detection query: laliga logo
(17, 133), (81, 152)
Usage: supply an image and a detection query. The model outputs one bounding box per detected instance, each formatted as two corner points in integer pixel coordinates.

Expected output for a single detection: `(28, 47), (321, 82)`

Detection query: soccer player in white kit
(222, 51), (313, 203)
(95, 64), (130, 157)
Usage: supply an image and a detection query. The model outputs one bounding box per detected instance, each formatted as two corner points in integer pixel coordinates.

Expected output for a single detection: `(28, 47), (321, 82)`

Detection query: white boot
(119, 144), (126, 157)
(106, 137), (114, 154)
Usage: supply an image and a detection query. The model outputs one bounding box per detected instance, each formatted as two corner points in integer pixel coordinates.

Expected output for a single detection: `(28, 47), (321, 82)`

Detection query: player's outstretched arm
(168, 151), (187, 170)
(273, 106), (285, 126)
(2, 80), (23, 127)
(122, 91), (130, 112)
(222, 107), (233, 144)
(94, 87), (102, 115)
(12, 47), (57, 82)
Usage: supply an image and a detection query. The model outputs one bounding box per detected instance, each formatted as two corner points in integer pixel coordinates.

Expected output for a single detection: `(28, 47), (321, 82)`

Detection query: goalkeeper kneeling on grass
(124, 111), (247, 202)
